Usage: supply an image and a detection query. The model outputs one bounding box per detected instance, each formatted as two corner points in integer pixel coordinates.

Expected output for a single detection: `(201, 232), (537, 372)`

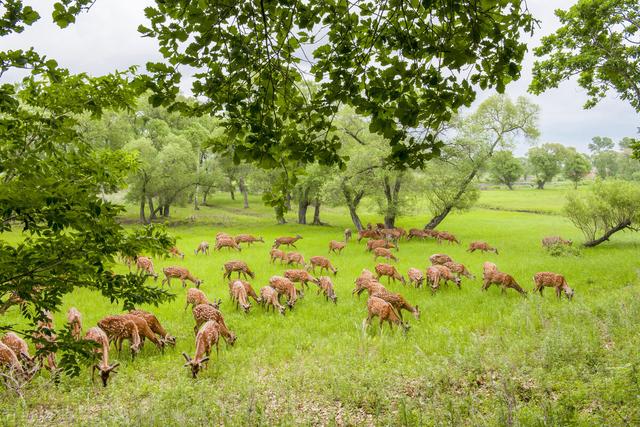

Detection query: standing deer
(308, 256), (338, 276)
(194, 241), (210, 255)
(85, 327), (119, 387)
(162, 266), (203, 288)
(273, 235), (303, 249)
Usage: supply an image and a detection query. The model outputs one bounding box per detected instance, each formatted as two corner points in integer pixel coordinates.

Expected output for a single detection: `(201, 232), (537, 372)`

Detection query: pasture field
(2, 191), (640, 426)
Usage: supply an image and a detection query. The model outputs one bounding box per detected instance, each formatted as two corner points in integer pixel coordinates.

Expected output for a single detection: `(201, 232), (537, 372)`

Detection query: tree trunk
(312, 198), (323, 225)
(342, 183), (365, 231)
(139, 196), (147, 224)
(239, 177), (249, 209)
(348, 204), (363, 231)
(298, 201), (309, 224)
(507, 182), (514, 190)
(583, 220), (631, 247)
(163, 204), (170, 217)
(425, 205), (453, 230)
(537, 180), (545, 190)
(202, 188), (210, 205)
(275, 206), (286, 224)
(193, 184), (200, 210)
(229, 188), (235, 200)
(147, 196), (156, 220)
(383, 175), (402, 229)
(285, 192), (292, 210)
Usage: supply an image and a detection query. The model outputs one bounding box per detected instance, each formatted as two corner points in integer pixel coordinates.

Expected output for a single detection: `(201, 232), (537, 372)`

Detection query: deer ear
(182, 352), (191, 362)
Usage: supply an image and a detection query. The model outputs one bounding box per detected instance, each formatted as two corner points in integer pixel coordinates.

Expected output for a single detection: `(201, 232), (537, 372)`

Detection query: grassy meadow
(2, 188), (640, 426)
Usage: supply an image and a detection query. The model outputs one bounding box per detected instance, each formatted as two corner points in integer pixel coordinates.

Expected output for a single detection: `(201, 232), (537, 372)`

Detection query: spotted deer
(129, 309), (176, 347)
(194, 241), (210, 255)
(66, 307), (83, 340)
(162, 266), (203, 288)
(328, 240), (346, 255)
(357, 229), (381, 242)
(135, 256), (158, 281)
(429, 254), (453, 265)
(435, 231), (460, 244)
(284, 269), (318, 292)
(374, 263), (405, 285)
(229, 280), (251, 313)
(365, 296), (410, 333)
(467, 241), (499, 254)
(184, 288), (221, 312)
(169, 246), (185, 259)
(308, 256), (338, 276)
(318, 276), (337, 304)
(443, 261), (475, 280)
(269, 276), (299, 309)
(222, 260), (255, 280)
(482, 262), (498, 282)
(373, 247), (398, 262)
(33, 312), (57, 373)
(482, 269), (527, 296)
(285, 251), (306, 267)
(1, 332), (36, 371)
(259, 286), (286, 315)
(427, 265), (461, 292)
(542, 236), (573, 248)
(371, 288), (420, 320)
(407, 268), (424, 288)
(120, 314), (165, 353)
(230, 280), (261, 304)
(215, 237), (242, 252)
(353, 278), (387, 297)
(84, 327), (119, 387)
(235, 234), (264, 246)
(97, 315), (141, 359)
(366, 239), (396, 252)
(269, 248), (287, 264)
(191, 304), (237, 346)
(182, 320), (220, 378)
(533, 272), (574, 300)
(273, 235), (303, 249)
(0, 341), (37, 382)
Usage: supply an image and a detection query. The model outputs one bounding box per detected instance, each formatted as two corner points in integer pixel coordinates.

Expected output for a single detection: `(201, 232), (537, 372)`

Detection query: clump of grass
(546, 243), (582, 257)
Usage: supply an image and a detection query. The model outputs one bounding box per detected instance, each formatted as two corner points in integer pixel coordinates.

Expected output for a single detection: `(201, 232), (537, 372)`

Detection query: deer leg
(555, 286), (562, 299)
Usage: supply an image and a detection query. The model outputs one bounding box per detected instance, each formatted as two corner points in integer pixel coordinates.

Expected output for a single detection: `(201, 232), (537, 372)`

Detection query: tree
(489, 151), (524, 190)
(527, 144), (566, 189)
(531, 0), (640, 114)
(424, 95), (539, 228)
(0, 2), (174, 375)
(565, 180), (640, 247)
(564, 150), (592, 188)
(589, 136), (615, 154)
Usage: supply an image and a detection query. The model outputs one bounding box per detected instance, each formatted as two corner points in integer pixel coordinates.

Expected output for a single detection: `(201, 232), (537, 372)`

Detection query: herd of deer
(1, 223), (576, 384)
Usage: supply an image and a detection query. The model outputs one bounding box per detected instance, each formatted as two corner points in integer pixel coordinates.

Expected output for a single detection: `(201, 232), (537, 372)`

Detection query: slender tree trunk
(194, 184), (200, 210)
(163, 204), (170, 217)
(537, 180), (545, 190)
(202, 188), (210, 205)
(425, 168), (478, 229)
(425, 206), (453, 230)
(298, 202), (309, 224)
(507, 182), (514, 190)
(239, 177), (249, 209)
(348, 204), (363, 231)
(383, 175), (402, 229)
(275, 206), (286, 224)
(139, 196), (147, 224)
(229, 188), (235, 200)
(583, 220), (631, 247)
(312, 198), (323, 225)
(148, 196), (156, 220)
(285, 192), (292, 210)
(342, 183), (364, 231)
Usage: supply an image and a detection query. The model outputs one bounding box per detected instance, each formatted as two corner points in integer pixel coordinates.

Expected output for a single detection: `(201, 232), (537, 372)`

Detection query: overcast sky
(3, 0), (638, 155)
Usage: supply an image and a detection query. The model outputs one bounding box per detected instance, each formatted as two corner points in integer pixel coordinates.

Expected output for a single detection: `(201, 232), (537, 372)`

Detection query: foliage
(563, 150), (591, 188)
(527, 143), (567, 189)
(489, 150), (524, 190)
(531, 0), (640, 113)
(546, 242), (582, 257)
(564, 179), (640, 246)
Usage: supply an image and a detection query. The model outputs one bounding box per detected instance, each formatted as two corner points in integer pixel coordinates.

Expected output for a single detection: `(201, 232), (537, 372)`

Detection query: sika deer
(235, 234), (264, 246)
(97, 315), (141, 359)
(533, 272), (574, 300)
(229, 280), (251, 313)
(191, 304), (237, 346)
(268, 275), (299, 309)
(443, 261), (475, 280)
(230, 280), (261, 304)
(357, 229), (381, 242)
(284, 269), (319, 291)
(407, 268), (424, 288)
(184, 288), (221, 312)
(194, 241), (210, 255)
(371, 289), (420, 320)
(120, 314), (165, 353)
(1, 333), (36, 371)
(169, 246), (185, 259)
(0, 342), (36, 382)
(66, 307), (83, 340)
(353, 278), (387, 298)
(373, 247), (398, 262)
(162, 266), (203, 288)
(33, 312), (57, 373)
(260, 286), (286, 315)
(435, 231), (460, 244)
(317, 276), (337, 304)
(222, 260), (255, 280)
(374, 263), (406, 285)
(129, 309), (176, 347)
(308, 256), (338, 276)
(215, 237), (242, 252)
(482, 262), (498, 282)
(427, 265), (461, 292)
(328, 240), (346, 255)
(135, 256), (158, 281)
(273, 235), (303, 249)
(467, 241), (499, 254)
(366, 239), (396, 252)
(285, 251), (306, 267)
(429, 254), (453, 265)
(365, 296), (410, 333)
(84, 327), (119, 387)
(270, 248), (287, 264)
(182, 320), (220, 378)
(482, 270), (527, 296)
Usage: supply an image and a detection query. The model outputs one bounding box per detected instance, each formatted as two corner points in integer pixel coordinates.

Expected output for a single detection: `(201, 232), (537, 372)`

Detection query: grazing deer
(407, 268), (424, 288)
(215, 232), (233, 241)
(0, 342), (37, 382)
(260, 286), (286, 315)
(194, 241), (210, 255)
(185, 288), (221, 312)
(182, 320), (220, 378)
(268, 276), (299, 309)
(1, 333), (36, 371)
(344, 228), (352, 243)
(33, 312), (57, 373)
(353, 278), (387, 298)
(269, 248), (287, 264)
(443, 261), (475, 280)
(222, 260), (255, 280)
(229, 280), (251, 313)
(285, 251), (306, 267)
(374, 263), (405, 285)
(120, 314), (165, 353)
(366, 239), (396, 252)
(482, 262), (498, 282)
(135, 256), (158, 281)
(408, 228), (429, 240)
(328, 240), (346, 255)
(169, 246), (185, 260)
(191, 304), (237, 346)
(542, 236), (573, 248)
(215, 237), (242, 252)
(427, 265), (461, 292)
(372, 289), (420, 320)
(482, 270), (527, 296)
(284, 269), (319, 291)
(533, 272), (574, 300)
(317, 276), (337, 304)
(357, 229), (381, 242)
(66, 307), (83, 340)
(429, 254), (453, 265)
(435, 231), (460, 244)
(373, 247), (398, 262)
(467, 241), (499, 254)
(235, 234), (264, 246)
(97, 315), (141, 359)
(308, 256), (338, 276)
(273, 235), (303, 249)
(162, 266), (203, 288)
(85, 327), (119, 387)
(365, 296), (410, 333)
(230, 280), (261, 304)
(129, 309), (176, 347)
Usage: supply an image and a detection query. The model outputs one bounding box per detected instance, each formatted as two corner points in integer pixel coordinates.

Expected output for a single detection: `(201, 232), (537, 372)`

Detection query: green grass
(2, 190), (640, 425)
